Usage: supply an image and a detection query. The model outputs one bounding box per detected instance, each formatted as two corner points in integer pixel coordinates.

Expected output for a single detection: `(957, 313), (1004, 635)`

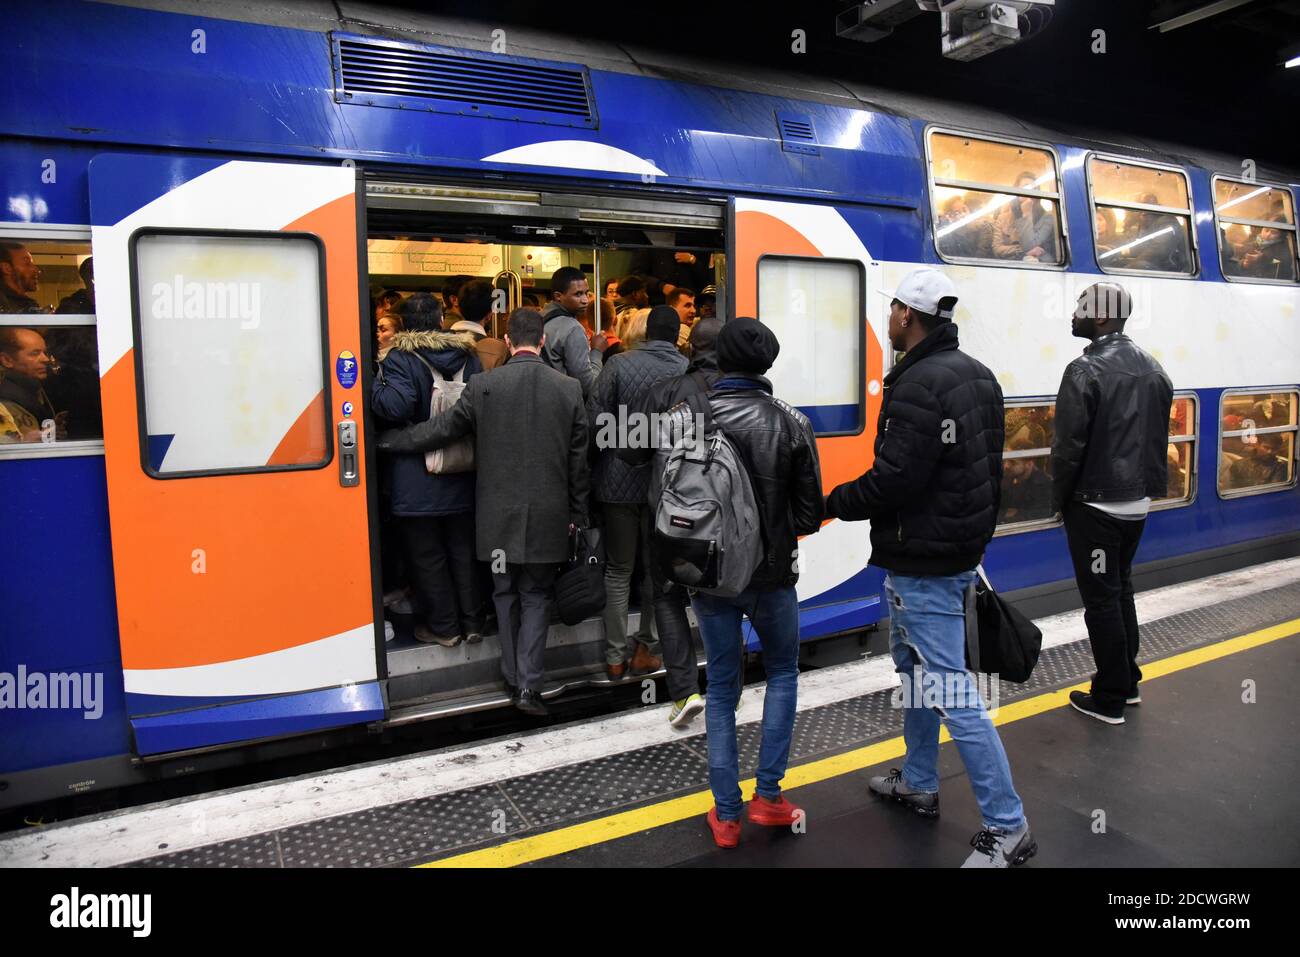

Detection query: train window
(0, 238), (95, 315)
(1218, 389), (1298, 497)
(1088, 157), (1195, 276)
(996, 402), (1057, 530)
(1155, 393), (1198, 507)
(756, 255), (864, 435)
(131, 231), (330, 477)
(0, 321), (103, 450)
(0, 236), (102, 455)
(927, 130), (1065, 267)
(1213, 178), (1298, 283)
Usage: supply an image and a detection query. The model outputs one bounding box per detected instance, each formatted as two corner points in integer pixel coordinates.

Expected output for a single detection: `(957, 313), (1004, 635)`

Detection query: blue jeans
(691, 586), (800, 820)
(886, 571), (1026, 833)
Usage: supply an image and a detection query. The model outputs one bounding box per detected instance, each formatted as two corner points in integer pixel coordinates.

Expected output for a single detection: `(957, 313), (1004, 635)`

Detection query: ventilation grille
(332, 33), (597, 129)
(777, 111), (820, 156)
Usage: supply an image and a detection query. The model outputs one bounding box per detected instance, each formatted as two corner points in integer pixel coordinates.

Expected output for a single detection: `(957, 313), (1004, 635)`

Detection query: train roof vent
(332, 33), (598, 129)
(777, 111), (820, 156)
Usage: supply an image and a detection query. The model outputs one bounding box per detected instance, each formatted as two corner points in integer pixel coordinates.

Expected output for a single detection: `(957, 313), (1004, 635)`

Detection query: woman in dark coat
(372, 294), (484, 646)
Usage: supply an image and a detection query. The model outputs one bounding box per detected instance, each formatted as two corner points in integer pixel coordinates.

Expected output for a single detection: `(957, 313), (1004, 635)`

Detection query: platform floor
(3, 564), (1299, 869)
(536, 636), (1300, 868)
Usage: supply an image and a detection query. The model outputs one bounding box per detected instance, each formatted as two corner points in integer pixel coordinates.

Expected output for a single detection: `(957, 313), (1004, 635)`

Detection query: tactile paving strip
(500, 740), (706, 828)
(123, 833), (281, 869)
(127, 580), (1300, 868)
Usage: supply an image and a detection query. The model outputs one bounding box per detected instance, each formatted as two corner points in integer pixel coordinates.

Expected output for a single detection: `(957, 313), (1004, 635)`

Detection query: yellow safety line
(419, 617), (1300, 868)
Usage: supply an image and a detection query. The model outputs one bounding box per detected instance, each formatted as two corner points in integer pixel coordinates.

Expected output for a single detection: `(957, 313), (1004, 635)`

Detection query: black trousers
(493, 562), (558, 692)
(401, 512), (482, 638)
(1062, 502), (1145, 712)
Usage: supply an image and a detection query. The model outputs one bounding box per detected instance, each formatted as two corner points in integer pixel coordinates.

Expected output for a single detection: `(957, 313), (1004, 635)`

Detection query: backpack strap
(683, 389), (713, 438)
(411, 351), (451, 386)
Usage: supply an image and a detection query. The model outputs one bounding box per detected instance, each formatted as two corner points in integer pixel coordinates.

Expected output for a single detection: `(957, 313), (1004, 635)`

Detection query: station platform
(3, 559), (1299, 869)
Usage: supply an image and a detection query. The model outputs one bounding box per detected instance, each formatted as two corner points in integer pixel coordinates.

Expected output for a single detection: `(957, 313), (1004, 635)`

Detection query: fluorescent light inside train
(1286, 55), (1300, 68)
(1216, 185), (1270, 214)
(1098, 225), (1175, 260)
(934, 172), (1056, 239)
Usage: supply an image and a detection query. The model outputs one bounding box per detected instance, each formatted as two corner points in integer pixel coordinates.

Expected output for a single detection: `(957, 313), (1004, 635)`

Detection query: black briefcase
(964, 566), (1042, 683)
(554, 527), (607, 626)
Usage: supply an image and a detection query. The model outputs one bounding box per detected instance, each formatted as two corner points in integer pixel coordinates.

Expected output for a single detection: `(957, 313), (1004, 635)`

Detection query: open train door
(728, 197), (885, 627)
(89, 155), (383, 756)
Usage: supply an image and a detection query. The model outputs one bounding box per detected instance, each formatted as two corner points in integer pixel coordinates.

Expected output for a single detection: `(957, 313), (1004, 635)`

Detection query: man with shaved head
(1053, 282), (1173, 725)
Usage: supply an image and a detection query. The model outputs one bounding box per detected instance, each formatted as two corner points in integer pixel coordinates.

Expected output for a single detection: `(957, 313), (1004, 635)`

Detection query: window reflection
(929, 133), (1064, 266)
(1219, 391), (1298, 496)
(998, 404), (1056, 526)
(1088, 160), (1195, 276)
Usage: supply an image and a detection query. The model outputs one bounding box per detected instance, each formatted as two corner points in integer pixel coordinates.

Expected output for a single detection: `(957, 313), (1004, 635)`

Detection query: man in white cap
(825, 266), (1035, 868)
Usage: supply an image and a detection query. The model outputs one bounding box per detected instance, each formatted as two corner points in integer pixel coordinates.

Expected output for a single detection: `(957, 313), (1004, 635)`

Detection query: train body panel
(1, 0), (1298, 807)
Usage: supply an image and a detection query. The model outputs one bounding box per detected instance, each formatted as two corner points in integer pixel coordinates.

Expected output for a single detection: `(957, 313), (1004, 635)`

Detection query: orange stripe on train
(733, 209), (881, 503)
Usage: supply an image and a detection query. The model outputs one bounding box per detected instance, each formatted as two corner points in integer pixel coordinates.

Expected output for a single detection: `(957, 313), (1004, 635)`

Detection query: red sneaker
(746, 792), (802, 827)
(707, 807), (741, 848)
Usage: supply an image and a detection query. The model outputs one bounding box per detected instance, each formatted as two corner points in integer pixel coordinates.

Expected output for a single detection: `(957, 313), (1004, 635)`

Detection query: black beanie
(645, 304), (681, 343)
(716, 317), (779, 374)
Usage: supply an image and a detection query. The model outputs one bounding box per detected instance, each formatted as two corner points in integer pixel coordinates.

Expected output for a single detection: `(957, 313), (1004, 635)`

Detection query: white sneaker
(383, 620), (396, 643)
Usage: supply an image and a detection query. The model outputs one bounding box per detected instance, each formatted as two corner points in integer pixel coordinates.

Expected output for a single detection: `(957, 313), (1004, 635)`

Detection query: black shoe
(961, 825), (1037, 868)
(1069, 690), (1125, 724)
(503, 681), (518, 702)
(515, 689), (549, 717)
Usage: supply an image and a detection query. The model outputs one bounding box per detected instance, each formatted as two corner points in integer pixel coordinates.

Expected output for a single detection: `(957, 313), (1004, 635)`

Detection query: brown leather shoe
(606, 661), (627, 681)
(629, 641), (663, 676)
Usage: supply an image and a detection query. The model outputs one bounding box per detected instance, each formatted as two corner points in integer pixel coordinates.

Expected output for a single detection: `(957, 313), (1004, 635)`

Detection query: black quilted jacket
(826, 322), (1005, 576)
(588, 340), (687, 504)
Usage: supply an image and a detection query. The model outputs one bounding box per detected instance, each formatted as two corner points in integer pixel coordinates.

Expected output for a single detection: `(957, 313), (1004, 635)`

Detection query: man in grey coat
(376, 308), (590, 717)
(541, 266), (608, 399)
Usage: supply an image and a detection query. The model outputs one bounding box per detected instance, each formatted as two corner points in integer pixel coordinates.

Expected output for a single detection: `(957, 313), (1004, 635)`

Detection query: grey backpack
(650, 392), (763, 598)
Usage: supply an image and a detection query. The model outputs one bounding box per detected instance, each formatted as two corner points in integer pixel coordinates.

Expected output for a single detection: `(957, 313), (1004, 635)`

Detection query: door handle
(338, 420), (359, 487)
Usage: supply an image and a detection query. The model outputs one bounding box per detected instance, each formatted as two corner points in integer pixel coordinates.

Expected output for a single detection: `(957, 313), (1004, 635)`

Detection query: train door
(89, 155), (383, 756)
(363, 180), (725, 708)
(728, 197), (884, 630)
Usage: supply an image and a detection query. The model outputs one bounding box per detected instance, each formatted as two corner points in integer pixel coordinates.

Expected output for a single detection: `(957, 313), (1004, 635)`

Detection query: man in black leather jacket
(688, 317), (824, 848)
(826, 267), (1034, 868)
(1053, 282), (1173, 725)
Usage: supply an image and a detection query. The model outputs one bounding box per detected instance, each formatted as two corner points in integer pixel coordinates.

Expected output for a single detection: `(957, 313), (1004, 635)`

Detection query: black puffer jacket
(707, 373), (825, 591)
(826, 322), (1004, 576)
(1051, 333), (1173, 511)
(588, 340), (687, 504)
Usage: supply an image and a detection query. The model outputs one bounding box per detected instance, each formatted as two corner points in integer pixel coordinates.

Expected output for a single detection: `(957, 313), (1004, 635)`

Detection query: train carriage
(1, 0), (1297, 811)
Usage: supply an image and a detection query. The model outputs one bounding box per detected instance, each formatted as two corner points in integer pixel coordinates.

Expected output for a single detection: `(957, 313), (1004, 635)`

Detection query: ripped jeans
(885, 571), (1026, 833)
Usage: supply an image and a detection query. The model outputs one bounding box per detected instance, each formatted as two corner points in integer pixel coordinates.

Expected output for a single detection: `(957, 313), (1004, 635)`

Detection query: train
(1, 0), (1297, 812)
